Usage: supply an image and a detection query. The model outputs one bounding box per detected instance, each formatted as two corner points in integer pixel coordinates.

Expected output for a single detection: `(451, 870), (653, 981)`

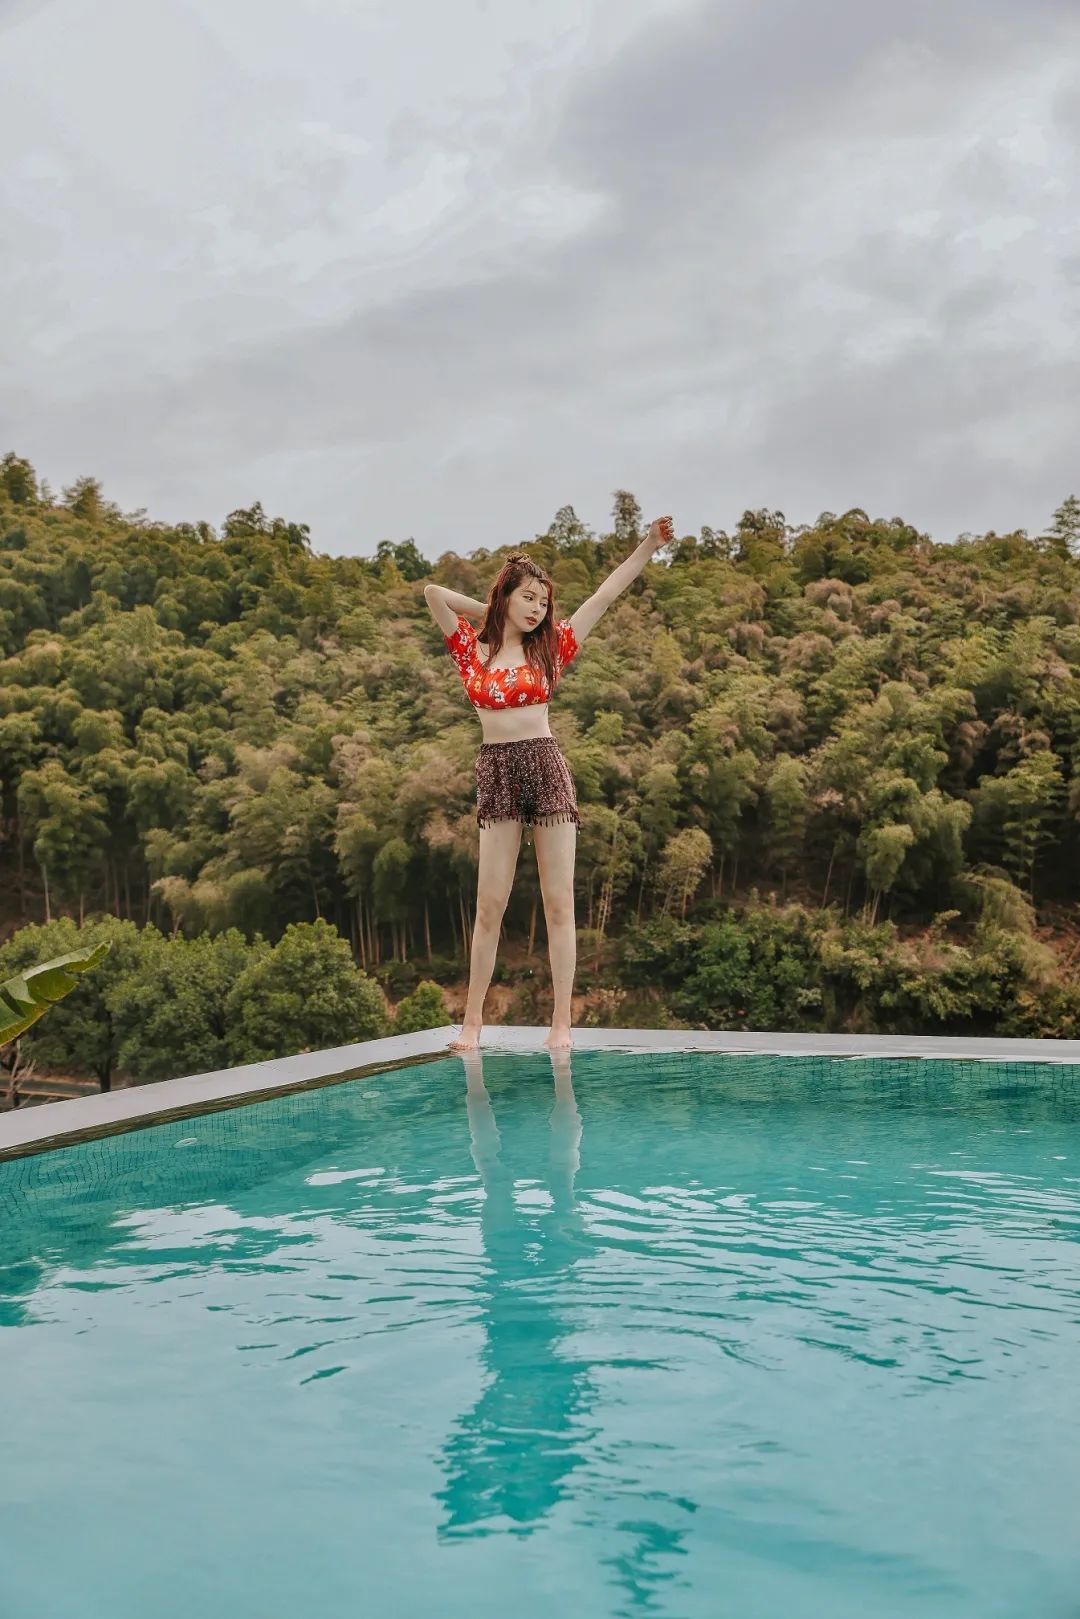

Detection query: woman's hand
(646, 515), (674, 555)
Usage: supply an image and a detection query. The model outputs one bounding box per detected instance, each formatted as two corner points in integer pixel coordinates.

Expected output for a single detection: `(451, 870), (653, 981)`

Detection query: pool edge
(3, 1024), (1080, 1162)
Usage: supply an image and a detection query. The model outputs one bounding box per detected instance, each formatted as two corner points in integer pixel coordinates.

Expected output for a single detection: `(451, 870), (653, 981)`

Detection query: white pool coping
(2, 1024), (1079, 1161)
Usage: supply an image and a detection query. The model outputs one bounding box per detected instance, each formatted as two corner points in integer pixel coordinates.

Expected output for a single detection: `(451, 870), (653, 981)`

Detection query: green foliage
(673, 905), (825, 1031)
(393, 979), (450, 1033)
(4, 461), (1080, 1044)
(108, 929), (266, 1082)
(222, 920), (390, 1064)
(0, 941), (110, 1044)
(1041, 495), (1080, 559)
(0, 919), (395, 1082)
(618, 894), (1069, 1038)
(0, 918), (149, 1088)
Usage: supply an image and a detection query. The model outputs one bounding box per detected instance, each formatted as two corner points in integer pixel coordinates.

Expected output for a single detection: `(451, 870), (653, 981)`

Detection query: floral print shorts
(475, 736), (581, 830)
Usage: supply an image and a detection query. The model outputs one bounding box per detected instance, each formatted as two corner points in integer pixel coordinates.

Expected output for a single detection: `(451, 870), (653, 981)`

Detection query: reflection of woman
(423, 518), (674, 1053)
(435, 1051), (591, 1538)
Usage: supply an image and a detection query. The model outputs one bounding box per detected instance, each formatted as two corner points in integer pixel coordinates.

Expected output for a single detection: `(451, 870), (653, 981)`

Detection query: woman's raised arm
(424, 582), (486, 636)
(565, 515), (674, 647)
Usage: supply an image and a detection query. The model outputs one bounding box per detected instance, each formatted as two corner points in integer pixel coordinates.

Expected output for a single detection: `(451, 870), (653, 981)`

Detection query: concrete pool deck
(2, 1024), (1080, 1162)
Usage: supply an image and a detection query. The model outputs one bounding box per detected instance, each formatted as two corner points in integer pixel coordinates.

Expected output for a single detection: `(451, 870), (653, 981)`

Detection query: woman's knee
(542, 890), (575, 928)
(475, 890), (512, 931)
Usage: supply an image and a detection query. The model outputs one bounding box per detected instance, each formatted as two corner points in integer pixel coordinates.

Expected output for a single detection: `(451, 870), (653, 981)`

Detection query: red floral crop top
(444, 614), (579, 709)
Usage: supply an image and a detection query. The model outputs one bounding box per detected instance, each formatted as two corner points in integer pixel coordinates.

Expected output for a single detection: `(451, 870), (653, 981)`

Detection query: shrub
(393, 979), (450, 1033)
(224, 920), (390, 1064)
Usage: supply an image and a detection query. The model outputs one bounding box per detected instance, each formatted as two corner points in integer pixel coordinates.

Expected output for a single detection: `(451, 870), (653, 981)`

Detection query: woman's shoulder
(444, 614), (479, 673)
(555, 617), (579, 663)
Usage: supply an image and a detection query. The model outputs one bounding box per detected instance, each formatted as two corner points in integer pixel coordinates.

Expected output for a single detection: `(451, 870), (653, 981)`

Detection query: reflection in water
(437, 1050), (593, 1537)
(436, 1051), (695, 1616)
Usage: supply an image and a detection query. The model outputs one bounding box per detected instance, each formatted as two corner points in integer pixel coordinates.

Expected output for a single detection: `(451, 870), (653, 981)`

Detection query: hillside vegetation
(3, 450), (1080, 1078)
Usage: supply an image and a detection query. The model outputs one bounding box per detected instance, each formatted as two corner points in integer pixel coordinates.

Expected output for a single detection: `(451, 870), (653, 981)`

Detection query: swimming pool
(2, 1048), (1078, 1618)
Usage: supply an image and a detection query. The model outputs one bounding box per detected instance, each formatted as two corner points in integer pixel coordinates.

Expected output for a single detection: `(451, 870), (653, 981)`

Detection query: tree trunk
(635, 855), (648, 925)
(528, 892), (538, 957)
(363, 893), (376, 964)
(822, 843), (836, 908)
(594, 878), (612, 970)
(424, 895), (432, 962)
(42, 863), (51, 924)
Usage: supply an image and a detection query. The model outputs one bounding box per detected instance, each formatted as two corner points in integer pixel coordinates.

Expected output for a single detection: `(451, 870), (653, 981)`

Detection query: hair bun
(503, 550), (530, 564)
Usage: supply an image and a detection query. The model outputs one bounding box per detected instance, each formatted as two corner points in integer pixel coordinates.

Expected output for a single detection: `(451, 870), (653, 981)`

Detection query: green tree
(675, 906), (824, 1031)
(0, 918), (152, 1088)
(0, 451), (40, 506)
(973, 750), (1064, 895)
(374, 537), (429, 581)
(393, 979), (450, 1033)
(656, 827), (712, 918)
(108, 929), (264, 1082)
(17, 760), (110, 920)
(857, 822), (916, 925)
(224, 919), (390, 1064)
(1041, 495), (1080, 559)
(764, 756), (808, 894)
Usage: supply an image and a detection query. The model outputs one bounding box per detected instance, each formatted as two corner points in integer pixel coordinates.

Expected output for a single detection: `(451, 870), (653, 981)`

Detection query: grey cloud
(3, 0), (1078, 554)
(549, 0), (1075, 213)
(743, 337), (1079, 532)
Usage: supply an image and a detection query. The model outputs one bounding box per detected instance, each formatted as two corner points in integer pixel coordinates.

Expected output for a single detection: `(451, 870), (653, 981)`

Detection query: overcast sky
(2, 0), (1078, 559)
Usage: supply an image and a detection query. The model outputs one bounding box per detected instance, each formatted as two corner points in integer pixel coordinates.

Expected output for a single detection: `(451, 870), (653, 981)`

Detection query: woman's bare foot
(544, 1022), (572, 1050)
(448, 1023), (482, 1051)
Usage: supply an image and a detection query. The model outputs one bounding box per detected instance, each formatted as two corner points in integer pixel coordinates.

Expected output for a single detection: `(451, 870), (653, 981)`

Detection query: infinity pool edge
(4, 1024), (1080, 1162)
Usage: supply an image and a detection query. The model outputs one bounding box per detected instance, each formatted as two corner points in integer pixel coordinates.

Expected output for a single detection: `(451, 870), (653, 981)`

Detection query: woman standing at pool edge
(424, 515), (675, 1053)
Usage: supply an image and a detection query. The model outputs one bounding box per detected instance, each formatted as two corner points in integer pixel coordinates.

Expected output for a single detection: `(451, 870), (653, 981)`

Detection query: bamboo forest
(3, 450), (1080, 1089)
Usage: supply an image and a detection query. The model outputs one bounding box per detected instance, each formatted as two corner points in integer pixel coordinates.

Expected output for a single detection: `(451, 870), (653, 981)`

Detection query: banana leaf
(0, 943), (111, 1046)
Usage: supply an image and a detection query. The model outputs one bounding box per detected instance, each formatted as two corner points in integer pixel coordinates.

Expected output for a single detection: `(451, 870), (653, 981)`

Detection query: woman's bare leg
(448, 818), (523, 1051)
(532, 817), (578, 1050)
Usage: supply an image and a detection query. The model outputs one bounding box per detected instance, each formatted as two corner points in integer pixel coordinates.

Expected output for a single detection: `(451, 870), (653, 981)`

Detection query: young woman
(424, 515), (674, 1051)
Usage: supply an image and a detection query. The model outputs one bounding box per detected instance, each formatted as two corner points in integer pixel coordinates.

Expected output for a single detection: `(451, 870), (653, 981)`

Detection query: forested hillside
(3, 449), (1080, 1071)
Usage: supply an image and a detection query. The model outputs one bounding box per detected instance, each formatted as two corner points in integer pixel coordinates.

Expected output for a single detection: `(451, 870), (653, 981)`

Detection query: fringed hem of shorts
(477, 810), (581, 829)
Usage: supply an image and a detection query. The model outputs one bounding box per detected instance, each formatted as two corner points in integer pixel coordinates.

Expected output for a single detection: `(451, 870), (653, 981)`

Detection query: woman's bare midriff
(475, 705), (554, 743)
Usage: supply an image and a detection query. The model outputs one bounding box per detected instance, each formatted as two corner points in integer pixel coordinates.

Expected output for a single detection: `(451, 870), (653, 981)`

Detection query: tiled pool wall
(3, 1026), (1080, 1166)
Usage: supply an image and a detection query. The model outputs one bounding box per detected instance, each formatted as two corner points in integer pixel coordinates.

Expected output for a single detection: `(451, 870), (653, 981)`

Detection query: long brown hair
(478, 552), (562, 690)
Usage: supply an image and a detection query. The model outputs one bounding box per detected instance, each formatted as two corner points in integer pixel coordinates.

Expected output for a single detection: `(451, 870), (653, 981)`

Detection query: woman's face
(509, 577), (551, 633)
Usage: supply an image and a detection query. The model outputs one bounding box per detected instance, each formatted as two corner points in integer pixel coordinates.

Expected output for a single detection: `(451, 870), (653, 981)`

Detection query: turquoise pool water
(1, 1050), (1078, 1619)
